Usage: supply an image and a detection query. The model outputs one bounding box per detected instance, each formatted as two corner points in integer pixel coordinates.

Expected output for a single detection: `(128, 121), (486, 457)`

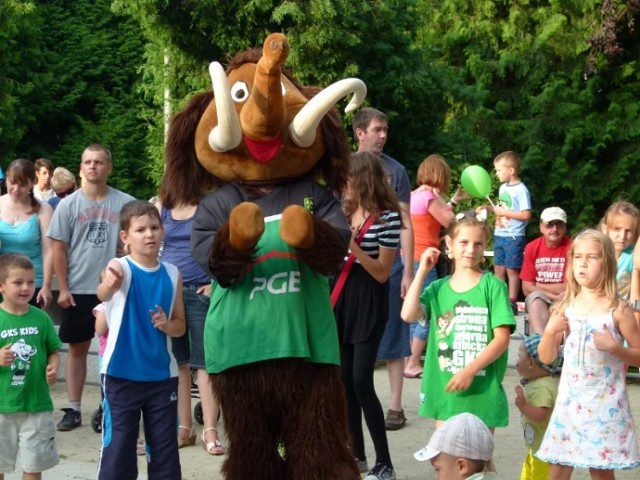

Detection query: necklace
(8, 200), (22, 223)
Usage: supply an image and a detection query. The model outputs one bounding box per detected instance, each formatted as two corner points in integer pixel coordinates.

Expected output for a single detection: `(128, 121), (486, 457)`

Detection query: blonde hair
(493, 151), (521, 173)
(416, 154), (451, 193)
(600, 201), (640, 245)
(552, 229), (619, 314)
(50, 167), (77, 191)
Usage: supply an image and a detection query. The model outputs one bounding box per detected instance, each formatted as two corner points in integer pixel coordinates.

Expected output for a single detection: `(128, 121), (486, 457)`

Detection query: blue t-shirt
(495, 181), (531, 237)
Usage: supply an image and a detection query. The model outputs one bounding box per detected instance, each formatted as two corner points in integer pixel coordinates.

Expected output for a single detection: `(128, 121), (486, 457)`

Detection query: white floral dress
(536, 307), (640, 469)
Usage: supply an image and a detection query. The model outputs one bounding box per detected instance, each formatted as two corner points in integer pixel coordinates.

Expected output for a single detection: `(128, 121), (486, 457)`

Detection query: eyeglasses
(56, 186), (76, 199)
(544, 220), (565, 229)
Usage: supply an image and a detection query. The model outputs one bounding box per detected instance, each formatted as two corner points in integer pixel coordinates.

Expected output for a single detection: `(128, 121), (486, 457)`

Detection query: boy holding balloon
(479, 151), (531, 314)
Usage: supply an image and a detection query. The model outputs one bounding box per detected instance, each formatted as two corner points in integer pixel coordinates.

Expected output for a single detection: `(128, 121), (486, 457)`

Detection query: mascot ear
(165, 92), (222, 196)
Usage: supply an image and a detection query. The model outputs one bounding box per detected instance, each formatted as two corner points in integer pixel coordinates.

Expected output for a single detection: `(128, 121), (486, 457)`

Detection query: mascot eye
(230, 82), (249, 102)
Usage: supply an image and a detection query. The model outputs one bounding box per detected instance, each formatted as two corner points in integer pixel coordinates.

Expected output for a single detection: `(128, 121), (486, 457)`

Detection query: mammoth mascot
(165, 33), (366, 480)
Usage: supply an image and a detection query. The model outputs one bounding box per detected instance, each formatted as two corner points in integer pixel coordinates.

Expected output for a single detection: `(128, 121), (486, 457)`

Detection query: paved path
(8, 365), (640, 479)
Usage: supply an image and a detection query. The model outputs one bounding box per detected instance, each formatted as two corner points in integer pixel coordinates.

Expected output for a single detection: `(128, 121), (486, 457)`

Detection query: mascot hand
(281, 205), (315, 249)
(229, 202), (265, 251)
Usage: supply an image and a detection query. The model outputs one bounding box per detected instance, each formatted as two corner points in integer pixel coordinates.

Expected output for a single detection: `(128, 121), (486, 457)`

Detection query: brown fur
(212, 360), (360, 480)
(208, 222), (256, 288)
(162, 92), (221, 209)
(295, 216), (349, 276)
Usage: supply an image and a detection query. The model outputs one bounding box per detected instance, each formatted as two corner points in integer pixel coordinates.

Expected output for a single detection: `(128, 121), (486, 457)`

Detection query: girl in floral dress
(537, 229), (640, 479)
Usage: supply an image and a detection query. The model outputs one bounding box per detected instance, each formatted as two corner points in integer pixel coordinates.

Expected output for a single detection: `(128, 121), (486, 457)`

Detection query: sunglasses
(57, 186), (76, 199)
(544, 220), (565, 229)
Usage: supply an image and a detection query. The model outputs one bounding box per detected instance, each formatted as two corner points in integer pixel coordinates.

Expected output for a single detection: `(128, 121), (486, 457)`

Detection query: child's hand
(546, 310), (569, 336)
(0, 344), (14, 366)
(476, 205), (492, 214)
(514, 384), (526, 409)
(196, 284), (212, 297)
(452, 185), (471, 203)
(46, 363), (58, 385)
(418, 247), (440, 273)
(593, 324), (617, 353)
(445, 368), (474, 393)
(150, 305), (170, 332)
(105, 266), (124, 291)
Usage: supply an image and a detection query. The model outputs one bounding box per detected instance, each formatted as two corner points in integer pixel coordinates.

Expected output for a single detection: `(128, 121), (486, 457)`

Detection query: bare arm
(445, 326), (511, 392)
(594, 302), (640, 366)
(522, 280), (566, 300)
(398, 200), (414, 296)
(427, 196), (455, 228)
(350, 243), (396, 284)
(46, 351), (60, 385)
(538, 309), (567, 364)
(632, 237), (640, 326)
(492, 207), (532, 222)
(514, 384), (551, 423)
(51, 239), (74, 308)
(401, 247), (440, 323)
(37, 203), (54, 307)
(95, 311), (108, 336)
(97, 260), (124, 302)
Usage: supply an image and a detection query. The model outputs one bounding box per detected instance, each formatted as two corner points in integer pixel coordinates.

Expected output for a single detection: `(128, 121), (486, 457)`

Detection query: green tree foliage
(0, 1), (42, 161)
(0, 0), (154, 199)
(113, 0), (444, 186)
(416, 0), (640, 231)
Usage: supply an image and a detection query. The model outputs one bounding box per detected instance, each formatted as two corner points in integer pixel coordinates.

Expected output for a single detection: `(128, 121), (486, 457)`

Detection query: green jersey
(0, 306), (61, 412)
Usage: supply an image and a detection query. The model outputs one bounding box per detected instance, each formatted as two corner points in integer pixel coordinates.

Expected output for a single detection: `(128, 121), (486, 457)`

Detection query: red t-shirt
(519, 236), (571, 284)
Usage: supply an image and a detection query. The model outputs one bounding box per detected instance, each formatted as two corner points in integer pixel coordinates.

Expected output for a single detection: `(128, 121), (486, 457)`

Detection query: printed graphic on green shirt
(436, 301), (490, 376)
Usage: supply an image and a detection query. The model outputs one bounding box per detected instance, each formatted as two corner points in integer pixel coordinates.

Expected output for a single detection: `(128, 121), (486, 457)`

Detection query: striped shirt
(355, 209), (401, 262)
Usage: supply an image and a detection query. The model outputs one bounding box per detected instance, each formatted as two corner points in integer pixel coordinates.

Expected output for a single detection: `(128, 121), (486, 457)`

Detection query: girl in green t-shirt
(402, 212), (515, 433)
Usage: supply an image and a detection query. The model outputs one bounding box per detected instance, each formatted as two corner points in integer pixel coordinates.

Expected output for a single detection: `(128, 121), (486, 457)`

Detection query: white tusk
(208, 62), (242, 152)
(289, 78), (367, 148)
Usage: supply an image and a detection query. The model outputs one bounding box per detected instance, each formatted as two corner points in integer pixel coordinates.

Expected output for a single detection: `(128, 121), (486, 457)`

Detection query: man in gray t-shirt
(47, 144), (134, 432)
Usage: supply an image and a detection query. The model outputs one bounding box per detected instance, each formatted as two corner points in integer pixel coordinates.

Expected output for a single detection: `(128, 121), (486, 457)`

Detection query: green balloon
(460, 165), (492, 198)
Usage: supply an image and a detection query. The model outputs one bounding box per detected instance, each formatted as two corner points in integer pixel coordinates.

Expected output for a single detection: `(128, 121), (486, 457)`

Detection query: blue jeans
(377, 257), (410, 359)
(170, 284), (210, 368)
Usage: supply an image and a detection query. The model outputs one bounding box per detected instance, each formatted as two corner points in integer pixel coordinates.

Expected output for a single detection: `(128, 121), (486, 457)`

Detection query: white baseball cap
(414, 413), (494, 462)
(540, 206), (567, 224)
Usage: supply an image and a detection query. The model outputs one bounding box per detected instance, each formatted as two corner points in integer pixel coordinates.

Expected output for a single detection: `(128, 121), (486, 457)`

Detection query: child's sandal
(177, 424), (197, 448)
(202, 426), (225, 456)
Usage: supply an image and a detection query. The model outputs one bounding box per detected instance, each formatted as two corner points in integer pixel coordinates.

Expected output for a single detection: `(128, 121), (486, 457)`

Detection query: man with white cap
(414, 412), (498, 479)
(519, 207), (571, 334)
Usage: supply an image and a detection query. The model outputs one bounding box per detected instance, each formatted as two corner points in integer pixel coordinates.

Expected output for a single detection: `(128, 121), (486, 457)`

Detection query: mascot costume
(165, 33), (366, 479)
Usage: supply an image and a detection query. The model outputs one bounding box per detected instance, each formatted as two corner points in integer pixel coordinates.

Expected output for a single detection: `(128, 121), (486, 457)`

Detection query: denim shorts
(377, 257), (411, 360)
(410, 262), (437, 341)
(493, 235), (526, 269)
(171, 284), (210, 368)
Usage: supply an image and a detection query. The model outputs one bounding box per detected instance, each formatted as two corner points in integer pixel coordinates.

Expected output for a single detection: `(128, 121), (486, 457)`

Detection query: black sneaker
(364, 463), (396, 480)
(510, 301), (518, 316)
(57, 408), (82, 431)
